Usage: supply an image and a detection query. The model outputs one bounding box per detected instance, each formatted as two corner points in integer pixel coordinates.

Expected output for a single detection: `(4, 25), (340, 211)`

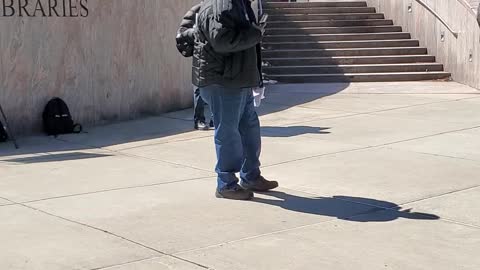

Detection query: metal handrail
(257, 0), (263, 17)
(415, 0), (459, 38)
(456, 0), (478, 16)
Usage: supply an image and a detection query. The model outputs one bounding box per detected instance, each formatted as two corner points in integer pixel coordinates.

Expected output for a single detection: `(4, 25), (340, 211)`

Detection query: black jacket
(176, 3), (202, 57)
(192, 0), (263, 88)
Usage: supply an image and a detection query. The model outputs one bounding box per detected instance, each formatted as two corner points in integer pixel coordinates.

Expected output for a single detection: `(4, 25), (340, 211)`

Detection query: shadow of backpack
(42, 97), (82, 136)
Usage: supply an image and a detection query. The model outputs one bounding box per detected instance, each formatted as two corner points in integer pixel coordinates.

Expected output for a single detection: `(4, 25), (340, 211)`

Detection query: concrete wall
(0, 0), (198, 135)
(365, 0), (480, 90)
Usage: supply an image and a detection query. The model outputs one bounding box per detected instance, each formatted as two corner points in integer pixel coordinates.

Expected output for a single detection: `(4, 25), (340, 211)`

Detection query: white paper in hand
(252, 87), (266, 107)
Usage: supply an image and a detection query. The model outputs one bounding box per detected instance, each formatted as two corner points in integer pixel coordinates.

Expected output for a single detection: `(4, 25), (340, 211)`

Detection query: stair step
(263, 1), (367, 8)
(268, 13), (385, 21)
(263, 7), (376, 14)
(260, 1), (449, 83)
(263, 39), (420, 50)
(264, 63), (444, 75)
(263, 55), (436, 65)
(263, 32), (411, 42)
(266, 19), (393, 28)
(266, 72), (451, 83)
(262, 47), (428, 58)
(266, 25), (402, 35)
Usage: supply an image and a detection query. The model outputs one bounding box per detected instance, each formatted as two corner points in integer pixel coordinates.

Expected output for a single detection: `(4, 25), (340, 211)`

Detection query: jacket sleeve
(177, 4), (202, 40)
(205, 13), (263, 54)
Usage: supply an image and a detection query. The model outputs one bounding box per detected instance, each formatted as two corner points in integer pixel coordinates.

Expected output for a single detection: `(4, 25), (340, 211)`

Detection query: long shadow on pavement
(252, 191), (440, 222)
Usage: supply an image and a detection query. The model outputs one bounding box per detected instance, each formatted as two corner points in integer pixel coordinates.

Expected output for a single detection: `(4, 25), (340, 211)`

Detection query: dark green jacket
(192, 0), (263, 88)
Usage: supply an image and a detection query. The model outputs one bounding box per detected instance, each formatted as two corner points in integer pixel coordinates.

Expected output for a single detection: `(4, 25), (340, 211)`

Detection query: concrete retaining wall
(0, 0), (198, 135)
(365, 0), (480, 90)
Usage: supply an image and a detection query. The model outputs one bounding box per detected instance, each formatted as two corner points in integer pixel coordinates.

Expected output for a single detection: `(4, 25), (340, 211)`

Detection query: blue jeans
(200, 84), (262, 191)
(193, 87), (213, 123)
(193, 87), (207, 123)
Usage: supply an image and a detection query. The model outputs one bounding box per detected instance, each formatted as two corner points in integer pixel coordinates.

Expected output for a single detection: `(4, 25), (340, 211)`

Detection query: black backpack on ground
(0, 120), (8, 142)
(42, 97), (82, 136)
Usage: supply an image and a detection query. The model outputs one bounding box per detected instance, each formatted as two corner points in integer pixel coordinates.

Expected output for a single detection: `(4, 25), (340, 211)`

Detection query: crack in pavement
(18, 176), (214, 204)
(13, 202), (214, 270)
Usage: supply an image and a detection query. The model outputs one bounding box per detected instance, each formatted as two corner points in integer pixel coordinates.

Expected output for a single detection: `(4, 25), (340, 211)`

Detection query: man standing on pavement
(193, 0), (278, 200)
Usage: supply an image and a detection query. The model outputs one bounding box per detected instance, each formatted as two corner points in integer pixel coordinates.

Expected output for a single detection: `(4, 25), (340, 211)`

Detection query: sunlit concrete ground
(1, 81), (479, 270)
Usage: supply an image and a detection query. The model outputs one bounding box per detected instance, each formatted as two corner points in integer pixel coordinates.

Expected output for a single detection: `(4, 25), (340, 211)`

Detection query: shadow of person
(262, 126), (331, 137)
(251, 191), (439, 222)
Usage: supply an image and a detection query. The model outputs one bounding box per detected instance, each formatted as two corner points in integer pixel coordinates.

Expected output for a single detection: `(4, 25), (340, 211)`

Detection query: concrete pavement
(1, 82), (479, 270)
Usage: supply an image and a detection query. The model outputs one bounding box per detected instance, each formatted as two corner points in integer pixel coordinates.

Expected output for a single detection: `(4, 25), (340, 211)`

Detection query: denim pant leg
(239, 90), (262, 183)
(200, 85), (248, 190)
(193, 87), (206, 123)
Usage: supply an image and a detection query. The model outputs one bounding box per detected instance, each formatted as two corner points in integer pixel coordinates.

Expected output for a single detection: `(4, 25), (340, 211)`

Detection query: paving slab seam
(374, 125), (480, 150)
(175, 184), (480, 256)
(282, 184), (480, 212)
(20, 176), (215, 204)
(281, 185), (480, 229)
(267, 90), (480, 96)
(265, 109), (363, 127)
(436, 217), (480, 229)
(264, 93), (480, 115)
(397, 184), (480, 210)
(115, 134), (214, 152)
(264, 125), (480, 169)
(115, 151), (213, 173)
(256, 103), (440, 133)
(15, 203), (214, 270)
(174, 206), (384, 256)
(382, 145), (480, 164)
(0, 196), (19, 207)
(53, 137), (214, 174)
(158, 115), (195, 123)
(89, 256), (163, 270)
(0, 203), (18, 207)
(263, 145), (375, 168)
(264, 100), (351, 114)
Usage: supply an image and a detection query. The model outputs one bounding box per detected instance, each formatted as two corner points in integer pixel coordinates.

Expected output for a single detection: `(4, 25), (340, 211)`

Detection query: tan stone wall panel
(0, 0), (198, 134)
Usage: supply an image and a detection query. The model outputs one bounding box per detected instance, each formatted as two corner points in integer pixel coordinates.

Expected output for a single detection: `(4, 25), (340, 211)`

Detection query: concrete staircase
(261, 1), (451, 83)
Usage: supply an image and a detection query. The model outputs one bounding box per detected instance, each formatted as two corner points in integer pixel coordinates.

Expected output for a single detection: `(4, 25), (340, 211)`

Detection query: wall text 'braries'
(1, 0), (88, 17)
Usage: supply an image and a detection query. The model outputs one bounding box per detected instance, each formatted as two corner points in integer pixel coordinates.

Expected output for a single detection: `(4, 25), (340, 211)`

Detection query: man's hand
(253, 23), (266, 36)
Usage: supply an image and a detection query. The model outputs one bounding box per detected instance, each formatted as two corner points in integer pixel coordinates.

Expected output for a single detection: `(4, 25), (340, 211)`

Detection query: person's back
(193, 0), (278, 201)
(193, 0), (262, 88)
